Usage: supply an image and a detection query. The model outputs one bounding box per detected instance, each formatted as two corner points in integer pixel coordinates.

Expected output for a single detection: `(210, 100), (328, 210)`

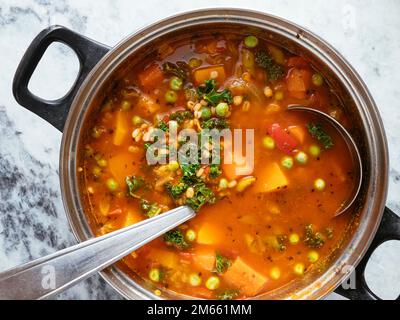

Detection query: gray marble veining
(0, 0), (399, 300)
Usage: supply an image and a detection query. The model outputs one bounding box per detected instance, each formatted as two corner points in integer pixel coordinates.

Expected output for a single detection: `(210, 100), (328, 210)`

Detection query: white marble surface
(0, 0), (399, 300)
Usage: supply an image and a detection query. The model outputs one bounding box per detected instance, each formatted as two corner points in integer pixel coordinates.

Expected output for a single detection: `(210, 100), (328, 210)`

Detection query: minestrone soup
(78, 32), (357, 299)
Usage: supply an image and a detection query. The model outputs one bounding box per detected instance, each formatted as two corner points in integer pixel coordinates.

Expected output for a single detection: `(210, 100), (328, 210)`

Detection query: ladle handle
(334, 206), (400, 300)
(0, 206), (195, 300)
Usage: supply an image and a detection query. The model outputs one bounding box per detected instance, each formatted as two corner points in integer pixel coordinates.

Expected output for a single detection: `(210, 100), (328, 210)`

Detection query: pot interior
(61, 9), (387, 300)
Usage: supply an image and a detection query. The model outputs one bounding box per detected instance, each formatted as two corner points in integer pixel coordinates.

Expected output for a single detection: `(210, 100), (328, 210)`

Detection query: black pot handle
(334, 206), (400, 300)
(13, 25), (110, 132)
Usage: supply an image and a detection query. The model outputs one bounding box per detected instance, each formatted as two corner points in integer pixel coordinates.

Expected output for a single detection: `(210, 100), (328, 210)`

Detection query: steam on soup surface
(79, 32), (357, 299)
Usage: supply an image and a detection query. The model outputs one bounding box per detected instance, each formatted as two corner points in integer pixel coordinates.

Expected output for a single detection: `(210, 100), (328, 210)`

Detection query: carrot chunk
(288, 125), (306, 144)
(109, 151), (139, 186)
(223, 257), (268, 296)
(192, 246), (216, 271)
(147, 249), (179, 269)
(222, 146), (254, 180)
(197, 222), (223, 245)
(113, 110), (129, 146)
(286, 68), (312, 99)
(194, 65), (226, 85)
(254, 162), (288, 193)
(123, 210), (143, 227)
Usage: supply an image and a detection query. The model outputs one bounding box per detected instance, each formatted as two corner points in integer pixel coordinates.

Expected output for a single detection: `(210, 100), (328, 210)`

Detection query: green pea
(189, 273), (202, 286)
(132, 115), (143, 126)
(312, 73), (324, 86)
(188, 58), (202, 68)
(262, 136), (275, 149)
(169, 76), (183, 91)
(270, 267), (281, 280)
(121, 100), (131, 111)
(274, 91), (284, 101)
(309, 145), (321, 157)
(200, 107), (212, 120)
(205, 276), (220, 290)
(92, 166), (102, 178)
(165, 90), (178, 104)
(97, 158), (108, 168)
(289, 233), (300, 245)
(314, 178), (326, 191)
(85, 145), (94, 157)
(244, 35), (259, 48)
(106, 178), (119, 191)
(308, 250), (319, 263)
(281, 156), (294, 169)
(186, 229), (197, 242)
(216, 102), (229, 117)
(149, 268), (161, 282)
(168, 161), (179, 171)
(91, 126), (102, 138)
(219, 178), (228, 190)
(295, 151), (308, 164)
(293, 263), (305, 276)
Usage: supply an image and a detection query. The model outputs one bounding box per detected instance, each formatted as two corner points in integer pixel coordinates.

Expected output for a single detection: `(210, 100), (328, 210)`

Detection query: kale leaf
(140, 199), (162, 218)
(216, 289), (240, 300)
(306, 123), (334, 149)
(162, 61), (189, 81)
(126, 175), (144, 198)
(166, 182), (188, 199)
(185, 183), (216, 212)
(169, 110), (194, 125)
(209, 164), (222, 179)
(215, 252), (232, 274)
(255, 50), (285, 81)
(202, 118), (229, 130)
(304, 224), (325, 248)
(158, 120), (169, 132)
(180, 163), (201, 184)
(197, 79), (233, 106)
(164, 229), (190, 249)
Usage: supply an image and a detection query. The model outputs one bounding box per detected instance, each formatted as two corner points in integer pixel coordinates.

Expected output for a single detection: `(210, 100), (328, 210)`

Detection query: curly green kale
(216, 289), (240, 300)
(304, 224), (325, 248)
(125, 175), (144, 198)
(306, 123), (334, 149)
(140, 199), (162, 218)
(185, 183), (216, 212)
(215, 252), (232, 274)
(255, 50), (285, 81)
(197, 79), (233, 106)
(164, 229), (190, 249)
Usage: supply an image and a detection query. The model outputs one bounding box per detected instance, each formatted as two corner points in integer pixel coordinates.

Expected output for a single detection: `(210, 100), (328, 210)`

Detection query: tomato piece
(138, 63), (164, 88)
(286, 67), (312, 99)
(287, 56), (309, 68)
(267, 123), (298, 154)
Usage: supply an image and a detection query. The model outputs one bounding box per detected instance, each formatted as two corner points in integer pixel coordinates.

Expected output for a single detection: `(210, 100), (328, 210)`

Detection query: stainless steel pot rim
(60, 8), (388, 300)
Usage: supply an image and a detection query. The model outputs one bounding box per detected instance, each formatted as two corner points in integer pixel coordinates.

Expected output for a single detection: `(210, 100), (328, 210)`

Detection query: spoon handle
(0, 206), (195, 300)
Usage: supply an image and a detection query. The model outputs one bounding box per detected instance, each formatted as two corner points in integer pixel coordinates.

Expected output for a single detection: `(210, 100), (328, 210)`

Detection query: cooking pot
(12, 9), (400, 300)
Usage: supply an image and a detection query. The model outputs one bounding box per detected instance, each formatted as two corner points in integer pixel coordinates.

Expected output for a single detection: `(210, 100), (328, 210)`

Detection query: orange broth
(78, 32), (356, 299)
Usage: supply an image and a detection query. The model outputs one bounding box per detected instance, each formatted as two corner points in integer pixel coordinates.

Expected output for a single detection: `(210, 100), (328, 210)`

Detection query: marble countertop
(0, 0), (399, 300)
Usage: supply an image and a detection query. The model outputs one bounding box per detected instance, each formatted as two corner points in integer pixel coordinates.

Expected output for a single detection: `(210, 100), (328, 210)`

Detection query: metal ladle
(0, 206), (195, 299)
(0, 106), (362, 299)
(287, 104), (363, 216)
